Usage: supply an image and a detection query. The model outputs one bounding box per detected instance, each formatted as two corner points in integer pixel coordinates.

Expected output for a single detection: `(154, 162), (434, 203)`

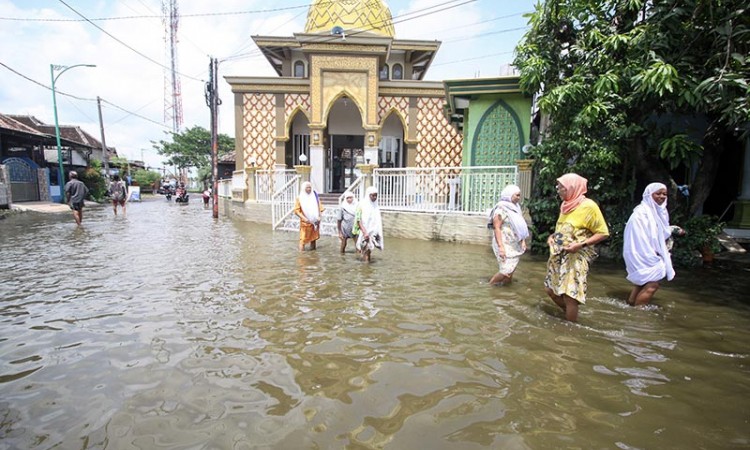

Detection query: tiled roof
(8, 114), (101, 149)
(219, 150), (236, 163)
(0, 113), (50, 137)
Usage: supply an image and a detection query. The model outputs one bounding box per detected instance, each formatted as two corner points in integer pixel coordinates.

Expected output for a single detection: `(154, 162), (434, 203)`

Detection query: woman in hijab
(337, 190), (358, 253)
(353, 186), (383, 262)
(293, 181), (325, 251)
(545, 173), (610, 322)
(489, 184), (529, 285)
(623, 182), (684, 306)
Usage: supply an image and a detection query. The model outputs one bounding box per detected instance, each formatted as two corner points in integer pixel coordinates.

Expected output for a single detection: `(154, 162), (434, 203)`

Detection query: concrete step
(317, 193), (341, 206)
(277, 206), (341, 236)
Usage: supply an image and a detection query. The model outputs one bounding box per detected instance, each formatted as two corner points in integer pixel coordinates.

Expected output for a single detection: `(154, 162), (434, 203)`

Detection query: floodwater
(1, 198), (749, 449)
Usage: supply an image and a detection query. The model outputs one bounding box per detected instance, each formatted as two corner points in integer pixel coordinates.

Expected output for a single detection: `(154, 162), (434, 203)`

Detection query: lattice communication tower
(162, 0), (183, 133)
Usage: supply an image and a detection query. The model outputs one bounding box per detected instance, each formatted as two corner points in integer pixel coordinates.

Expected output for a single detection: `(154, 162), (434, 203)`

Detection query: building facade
(226, 0), (463, 194)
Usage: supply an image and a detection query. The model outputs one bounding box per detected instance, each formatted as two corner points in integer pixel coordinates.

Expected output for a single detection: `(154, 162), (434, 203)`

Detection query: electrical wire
(0, 1), (324, 22)
(57, 0), (204, 83)
(0, 61), (169, 129)
(220, 0), (477, 63)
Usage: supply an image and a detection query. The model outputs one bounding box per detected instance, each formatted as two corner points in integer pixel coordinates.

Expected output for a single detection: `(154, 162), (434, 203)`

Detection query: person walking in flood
(353, 186), (383, 263)
(294, 181), (324, 251)
(544, 173), (609, 322)
(64, 170), (89, 226)
(489, 184), (529, 285)
(108, 174), (128, 217)
(623, 182), (685, 307)
(337, 190), (358, 253)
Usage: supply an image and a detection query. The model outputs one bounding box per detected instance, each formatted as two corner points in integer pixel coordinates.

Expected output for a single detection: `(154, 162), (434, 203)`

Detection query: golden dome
(305, 0), (395, 38)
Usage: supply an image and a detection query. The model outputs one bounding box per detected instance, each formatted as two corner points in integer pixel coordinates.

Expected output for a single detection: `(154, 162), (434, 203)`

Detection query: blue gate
(3, 157), (39, 202)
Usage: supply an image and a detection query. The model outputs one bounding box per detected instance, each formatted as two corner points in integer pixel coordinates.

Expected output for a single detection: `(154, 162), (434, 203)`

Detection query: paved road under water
(1, 198), (749, 449)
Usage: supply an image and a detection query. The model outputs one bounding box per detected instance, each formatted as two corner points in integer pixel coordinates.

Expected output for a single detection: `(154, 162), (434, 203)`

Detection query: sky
(0, 0), (537, 170)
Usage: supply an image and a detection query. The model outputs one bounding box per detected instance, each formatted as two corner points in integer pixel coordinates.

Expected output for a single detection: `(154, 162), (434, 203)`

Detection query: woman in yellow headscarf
(545, 173), (609, 322)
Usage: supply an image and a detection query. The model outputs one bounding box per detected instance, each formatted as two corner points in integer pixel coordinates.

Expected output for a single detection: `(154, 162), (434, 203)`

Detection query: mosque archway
(379, 112), (405, 168)
(285, 110), (311, 167)
(326, 96), (365, 192)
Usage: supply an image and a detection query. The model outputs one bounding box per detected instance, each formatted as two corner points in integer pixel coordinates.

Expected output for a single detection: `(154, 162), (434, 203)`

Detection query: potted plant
(672, 215), (723, 267)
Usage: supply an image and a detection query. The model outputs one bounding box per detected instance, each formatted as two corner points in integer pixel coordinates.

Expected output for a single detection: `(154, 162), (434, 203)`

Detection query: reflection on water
(1, 199), (749, 449)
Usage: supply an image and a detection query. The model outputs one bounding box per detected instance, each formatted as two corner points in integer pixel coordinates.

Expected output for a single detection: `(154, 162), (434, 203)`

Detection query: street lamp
(50, 63), (96, 203)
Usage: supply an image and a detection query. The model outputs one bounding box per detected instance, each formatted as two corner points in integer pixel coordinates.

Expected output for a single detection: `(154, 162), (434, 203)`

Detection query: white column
(310, 144), (325, 192)
(364, 146), (379, 166)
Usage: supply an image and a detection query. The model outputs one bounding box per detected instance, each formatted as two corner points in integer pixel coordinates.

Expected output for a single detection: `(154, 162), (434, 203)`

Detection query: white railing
(256, 169), (298, 203)
(338, 175), (366, 204)
(271, 175), (301, 229)
(373, 166), (518, 214)
(218, 178), (232, 198)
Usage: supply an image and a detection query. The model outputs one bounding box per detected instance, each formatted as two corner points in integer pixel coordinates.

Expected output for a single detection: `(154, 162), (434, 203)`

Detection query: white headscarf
(623, 182), (675, 285)
(358, 186), (384, 249)
(340, 190), (357, 216)
(298, 181), (320, 223)
(492, 185), (529, 241)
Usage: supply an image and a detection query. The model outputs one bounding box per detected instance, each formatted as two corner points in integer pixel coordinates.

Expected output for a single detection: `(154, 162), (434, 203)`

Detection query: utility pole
(97, 96), (109, 181)
(206, 56), (221, 219)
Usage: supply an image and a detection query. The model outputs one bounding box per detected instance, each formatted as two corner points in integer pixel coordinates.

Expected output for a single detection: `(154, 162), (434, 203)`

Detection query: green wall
(463, 93), (531, 167)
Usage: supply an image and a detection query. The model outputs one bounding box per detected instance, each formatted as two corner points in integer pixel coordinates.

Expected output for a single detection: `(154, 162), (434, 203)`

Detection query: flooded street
(1, 198), (749, 449)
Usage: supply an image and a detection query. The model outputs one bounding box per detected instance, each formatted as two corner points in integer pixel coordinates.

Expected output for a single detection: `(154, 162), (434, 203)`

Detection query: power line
(0, 61), (168, 129)
(57, 0), (205, 83)
(0, 61), (96, 101)
(0, 2), (319, 22)
(432, 50), (515, 67)
(443, 26), (529, 44)
(220, 0), (478, 63)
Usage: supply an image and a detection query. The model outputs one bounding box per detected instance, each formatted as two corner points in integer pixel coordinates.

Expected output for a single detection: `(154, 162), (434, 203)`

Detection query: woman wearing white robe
(293, 181), (324, 251)
(354, 186), (383, 262)
(489, 184), (529, 285)
(623, 182), (683, 306)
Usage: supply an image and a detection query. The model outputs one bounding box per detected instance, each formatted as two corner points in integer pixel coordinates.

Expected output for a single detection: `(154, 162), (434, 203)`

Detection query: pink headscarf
(557, 173), (588, 214)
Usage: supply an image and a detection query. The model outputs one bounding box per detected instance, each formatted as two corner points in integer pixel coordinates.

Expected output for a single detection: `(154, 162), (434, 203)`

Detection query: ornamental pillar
(516, 159), (535, 201)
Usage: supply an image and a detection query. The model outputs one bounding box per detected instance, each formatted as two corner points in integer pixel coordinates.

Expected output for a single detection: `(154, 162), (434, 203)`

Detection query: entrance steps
(276, 205), (341, 236)
(317, 193), (342, 206)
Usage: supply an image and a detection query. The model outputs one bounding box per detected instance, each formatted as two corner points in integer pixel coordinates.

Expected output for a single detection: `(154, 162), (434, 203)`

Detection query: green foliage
(132, 169), (161, 189)
(659, 134), (703, 169)
(671, 215), (724, 267)
(108, 156), (130, 176)
(152, 125), (234, 173)
(514, 0), (749, 251)
(78, 166), (106, 201)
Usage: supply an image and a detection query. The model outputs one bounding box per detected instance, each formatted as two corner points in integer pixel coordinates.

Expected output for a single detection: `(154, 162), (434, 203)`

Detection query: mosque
(225, 0), (531, 196)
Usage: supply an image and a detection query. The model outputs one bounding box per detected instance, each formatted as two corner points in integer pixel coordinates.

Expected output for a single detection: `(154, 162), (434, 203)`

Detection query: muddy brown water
(1, 198), (749, 449)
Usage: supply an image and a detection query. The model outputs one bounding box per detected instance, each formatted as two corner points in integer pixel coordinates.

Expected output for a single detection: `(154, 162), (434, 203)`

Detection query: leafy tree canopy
(514, 0), (748, 254)
(152, 125), (234, 172)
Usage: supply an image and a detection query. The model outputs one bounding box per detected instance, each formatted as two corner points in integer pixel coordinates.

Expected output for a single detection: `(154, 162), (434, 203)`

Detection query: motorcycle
(175, 190), (189, 204)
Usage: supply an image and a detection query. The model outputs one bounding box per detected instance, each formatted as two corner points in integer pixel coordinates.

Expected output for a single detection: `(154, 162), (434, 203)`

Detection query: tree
(132, 169), (161, 190)
(152, 125), (234, 175)
(514, 0), (749, 250)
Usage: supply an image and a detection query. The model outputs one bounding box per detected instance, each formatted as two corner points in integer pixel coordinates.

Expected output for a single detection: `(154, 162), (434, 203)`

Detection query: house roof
(219, 150), (235, 163)
(9, 114), (101, 149)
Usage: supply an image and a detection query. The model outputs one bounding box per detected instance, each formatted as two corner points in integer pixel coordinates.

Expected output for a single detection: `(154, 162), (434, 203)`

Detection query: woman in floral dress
(544, 173), (609, 322)
(489, 185), (529, 285)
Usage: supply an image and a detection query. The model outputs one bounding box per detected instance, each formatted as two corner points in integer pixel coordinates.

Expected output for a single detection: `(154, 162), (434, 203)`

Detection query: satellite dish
(522, 143), (534, 154)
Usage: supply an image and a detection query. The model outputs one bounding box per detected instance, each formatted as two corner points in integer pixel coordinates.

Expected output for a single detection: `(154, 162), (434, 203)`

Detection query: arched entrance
(285, 110), (310, 167)
(378, 112), (405, 168)
(326, 96), (365, 193)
